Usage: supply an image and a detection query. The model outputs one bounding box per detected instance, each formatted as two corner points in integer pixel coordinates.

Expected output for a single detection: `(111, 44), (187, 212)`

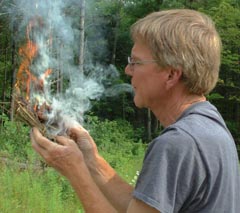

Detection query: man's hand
(30, 127), (118, 212)
(30, 127), (84, 178)
(67, 125), (98, 163)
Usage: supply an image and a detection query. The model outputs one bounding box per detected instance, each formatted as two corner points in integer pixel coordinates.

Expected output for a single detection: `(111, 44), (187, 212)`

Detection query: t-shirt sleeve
(133, 127), (207, 213)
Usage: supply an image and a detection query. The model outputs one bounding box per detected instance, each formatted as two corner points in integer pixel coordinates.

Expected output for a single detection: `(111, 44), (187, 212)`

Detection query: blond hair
(131, 9), (222, 95)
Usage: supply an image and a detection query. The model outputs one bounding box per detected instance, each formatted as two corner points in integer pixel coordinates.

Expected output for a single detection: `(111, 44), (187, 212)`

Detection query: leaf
(207, 93), (224, 100)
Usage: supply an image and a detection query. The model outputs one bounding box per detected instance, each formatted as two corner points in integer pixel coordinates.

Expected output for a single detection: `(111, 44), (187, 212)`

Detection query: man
(31, 9), (240, 212)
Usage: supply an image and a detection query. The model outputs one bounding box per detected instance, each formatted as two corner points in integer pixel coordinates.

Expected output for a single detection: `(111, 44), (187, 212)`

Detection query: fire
(15, 39), (38, 100)
(15, 17), (52, 104)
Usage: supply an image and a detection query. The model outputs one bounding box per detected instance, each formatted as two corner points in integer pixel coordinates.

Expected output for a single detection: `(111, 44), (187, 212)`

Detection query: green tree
(203, 1), (240, 143)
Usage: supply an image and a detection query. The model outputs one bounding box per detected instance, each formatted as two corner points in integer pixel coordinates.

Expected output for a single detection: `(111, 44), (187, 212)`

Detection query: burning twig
(13, 17), (58, 140)
(13, 94), (56, 140)
(13, 15), (82, 140)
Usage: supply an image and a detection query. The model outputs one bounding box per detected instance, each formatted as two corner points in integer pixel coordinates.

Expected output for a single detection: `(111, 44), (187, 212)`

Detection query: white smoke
(8, 0), (133, 135)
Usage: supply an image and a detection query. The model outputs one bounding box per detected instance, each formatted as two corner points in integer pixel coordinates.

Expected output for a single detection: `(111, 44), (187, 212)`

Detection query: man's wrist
(86, 154), (116, 185)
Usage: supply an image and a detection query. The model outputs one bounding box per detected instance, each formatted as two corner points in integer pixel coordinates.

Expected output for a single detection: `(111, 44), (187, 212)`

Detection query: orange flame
(15, 17), (52, 102)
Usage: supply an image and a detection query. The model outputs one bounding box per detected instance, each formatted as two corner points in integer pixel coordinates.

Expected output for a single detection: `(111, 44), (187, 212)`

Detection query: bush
(0, 166), (82, 213)
(85, 115), (145, 155)
(0, 115), (146, 212)
(0, 114), (31, 160)
(85, 116), (146, 181)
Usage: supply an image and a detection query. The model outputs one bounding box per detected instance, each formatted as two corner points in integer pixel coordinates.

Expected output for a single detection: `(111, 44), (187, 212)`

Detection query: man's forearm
(87, 154), (134, 213)
(68, 160), (117, 213)
(68, 127), (134, 211)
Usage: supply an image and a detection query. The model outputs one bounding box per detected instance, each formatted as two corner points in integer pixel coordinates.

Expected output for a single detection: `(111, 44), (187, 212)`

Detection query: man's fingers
(30, 128), (49, 159)
(31, 127), (55, 150)
(68, 126), (89, 142)
(31, 128), (74, 149)
(68, 124), (88, 135)
(56, 135), (74, 146)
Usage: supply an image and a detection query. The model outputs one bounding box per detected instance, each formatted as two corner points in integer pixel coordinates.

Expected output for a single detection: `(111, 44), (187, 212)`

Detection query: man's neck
(151, 91), (206, 128)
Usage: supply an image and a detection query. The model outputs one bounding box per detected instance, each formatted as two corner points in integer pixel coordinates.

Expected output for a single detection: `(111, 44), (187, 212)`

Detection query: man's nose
(125, 64), (132, 76)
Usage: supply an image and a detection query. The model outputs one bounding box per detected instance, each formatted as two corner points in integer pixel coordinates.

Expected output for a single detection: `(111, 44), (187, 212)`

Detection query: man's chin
(134, 97), (145, 109)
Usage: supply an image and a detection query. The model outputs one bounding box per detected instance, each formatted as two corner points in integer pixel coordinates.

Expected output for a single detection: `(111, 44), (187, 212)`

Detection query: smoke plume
(8, 0), (132, 135)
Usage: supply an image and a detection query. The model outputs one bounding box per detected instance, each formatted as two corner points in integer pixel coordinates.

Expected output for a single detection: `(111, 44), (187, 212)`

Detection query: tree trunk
(1, 36), (8, 117)
(10, 24), (17, 121)
(56, 41), (63, 94)
(111, 16), (119, 65)
(79, 0), (85, 72)
(153, 115), (159, 135)
(147, 108), (151, 141)
(111, 2), (121, 65)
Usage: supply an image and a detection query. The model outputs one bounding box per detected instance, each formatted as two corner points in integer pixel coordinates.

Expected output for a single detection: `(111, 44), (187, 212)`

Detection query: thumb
(68, 127), (89, 142)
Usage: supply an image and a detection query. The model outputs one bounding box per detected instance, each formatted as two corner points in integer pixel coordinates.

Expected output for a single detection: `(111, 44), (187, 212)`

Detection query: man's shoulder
(148, 126), (199, 160)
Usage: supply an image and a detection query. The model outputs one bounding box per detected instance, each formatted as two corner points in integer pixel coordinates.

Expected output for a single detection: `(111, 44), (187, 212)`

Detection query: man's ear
(166, 68), (183, 89)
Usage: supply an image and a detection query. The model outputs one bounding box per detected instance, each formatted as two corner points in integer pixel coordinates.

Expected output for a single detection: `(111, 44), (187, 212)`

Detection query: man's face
(125, 40), (170, 109)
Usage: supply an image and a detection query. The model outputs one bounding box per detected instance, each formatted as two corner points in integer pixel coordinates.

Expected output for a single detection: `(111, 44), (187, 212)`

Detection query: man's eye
(132, 61), (141, 65)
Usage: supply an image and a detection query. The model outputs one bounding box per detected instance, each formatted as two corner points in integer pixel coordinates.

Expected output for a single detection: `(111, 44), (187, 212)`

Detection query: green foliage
(225, 121), (240, 144)
(207, 93), (224, 100)
(85, 115), (146, 180)
(86, 115), (145, 152)
(0, 166), (82, 213)
(198, 1), (240, 143)
(0, 2), (240, 211)
(209, 1), (240, 74)
(86, 115), (144, 146)
(0, 114), (30, 160)
(161, 0), (185, 9)
(0, 115), (146, 211)
(221, 50), (239, 74)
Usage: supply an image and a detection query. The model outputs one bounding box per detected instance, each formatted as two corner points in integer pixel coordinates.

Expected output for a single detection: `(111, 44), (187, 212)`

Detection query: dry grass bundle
(13, 94), (46, 133)
(13, 94), (55, 140)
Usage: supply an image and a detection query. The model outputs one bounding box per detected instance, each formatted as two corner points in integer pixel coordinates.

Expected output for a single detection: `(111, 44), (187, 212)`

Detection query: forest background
(0, 0), (239, 212)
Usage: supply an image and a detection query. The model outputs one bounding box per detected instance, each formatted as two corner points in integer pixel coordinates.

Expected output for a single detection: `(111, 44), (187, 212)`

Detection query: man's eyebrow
(131, 55), (141, 60)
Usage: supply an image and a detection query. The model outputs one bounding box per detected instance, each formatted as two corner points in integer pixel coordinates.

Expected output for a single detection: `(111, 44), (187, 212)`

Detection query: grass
(0, 116), (146, 212)
(0, 145), (144, 213)
(0, 164), (83, 213)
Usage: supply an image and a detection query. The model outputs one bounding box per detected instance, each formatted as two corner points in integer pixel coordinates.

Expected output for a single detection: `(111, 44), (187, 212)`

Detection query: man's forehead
(131, 42), (153, 59)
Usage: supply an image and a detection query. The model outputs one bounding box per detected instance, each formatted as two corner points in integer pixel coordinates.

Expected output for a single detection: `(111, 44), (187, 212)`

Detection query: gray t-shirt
(133, 101), (240, 213)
